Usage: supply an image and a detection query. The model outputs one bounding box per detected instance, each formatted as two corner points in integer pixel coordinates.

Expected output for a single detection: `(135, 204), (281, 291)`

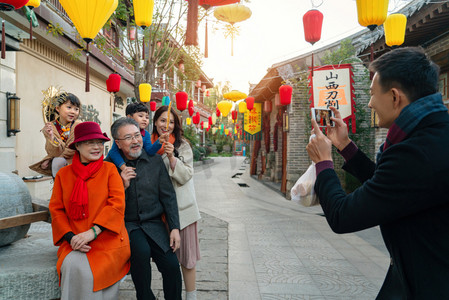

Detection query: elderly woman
(49, 121), (130, 300)
(152, 106), (201, 300)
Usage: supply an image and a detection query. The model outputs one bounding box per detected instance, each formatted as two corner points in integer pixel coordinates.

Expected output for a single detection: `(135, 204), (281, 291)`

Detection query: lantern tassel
(205, 19), (208, 58)
(29, 19), (33, 41)
(85, 43), (90, 92)
(186, 0), (199, 46)
(1, 21), (5, 59)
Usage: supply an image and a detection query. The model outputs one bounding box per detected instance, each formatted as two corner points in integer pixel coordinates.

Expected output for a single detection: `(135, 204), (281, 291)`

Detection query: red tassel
(205, 19), (208, 58)
(85, 43), (90, 92)
(2, 21), (5, 59)
(186, 0), (199, 46)
(29, 19), (33, 41)
(142, 36), (145, 60)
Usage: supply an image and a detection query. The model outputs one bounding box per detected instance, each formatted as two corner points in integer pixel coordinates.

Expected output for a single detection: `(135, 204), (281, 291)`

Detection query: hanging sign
(244, 102), (262, 140)
(309, 64), (356, 133)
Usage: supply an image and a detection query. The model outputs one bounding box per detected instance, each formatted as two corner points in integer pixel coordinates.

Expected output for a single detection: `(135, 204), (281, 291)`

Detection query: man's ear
(391, 88), (410, 109)
(115, 140), (122, 150)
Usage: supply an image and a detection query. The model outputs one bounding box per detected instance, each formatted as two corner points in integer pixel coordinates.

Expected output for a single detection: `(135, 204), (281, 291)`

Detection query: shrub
(192, 147), (201, 161)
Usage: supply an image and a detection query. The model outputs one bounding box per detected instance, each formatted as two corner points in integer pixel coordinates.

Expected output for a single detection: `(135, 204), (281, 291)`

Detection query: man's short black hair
(111, 117), (139, 140)
(369, 47), (440, 102)
(125, 102), (149, 116)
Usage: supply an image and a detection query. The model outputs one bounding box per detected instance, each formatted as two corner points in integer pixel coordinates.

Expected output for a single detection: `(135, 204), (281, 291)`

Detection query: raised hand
(120, 166), (136, 189)
(306, 118), (333, 163)
(327, 106), (351, 151)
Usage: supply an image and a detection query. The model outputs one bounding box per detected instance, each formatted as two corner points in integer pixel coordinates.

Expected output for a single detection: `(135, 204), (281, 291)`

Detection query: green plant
(46, 21), (65, 37)
(192, 147), (201, 161)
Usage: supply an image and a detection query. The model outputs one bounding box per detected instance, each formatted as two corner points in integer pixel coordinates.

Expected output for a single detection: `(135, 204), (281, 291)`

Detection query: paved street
(193, 156), (389, 300)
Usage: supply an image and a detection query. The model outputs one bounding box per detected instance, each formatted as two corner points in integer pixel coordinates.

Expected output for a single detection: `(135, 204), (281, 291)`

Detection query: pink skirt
(176, 222), (201, 269)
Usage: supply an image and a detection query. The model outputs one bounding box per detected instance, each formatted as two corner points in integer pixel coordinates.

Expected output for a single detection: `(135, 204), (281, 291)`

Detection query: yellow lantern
(217, 100), (233, 117)
(224, 129), (230, 135)
(223, 90), (248, 102)
(356, 0), (388, 31)
(186, 117), (192, 125)
(133, 0), (154, 28)
(59, 0), (118, 92)
(211, 113), (217, 125)
(384, 13), (407, 47)
(214, 4), (252, 56)
(59, 0), (118, 43)
(238, 101), (247, 114)
(234, 126), (237, 134)
(26, 0), (40, 8)
(139, 83), (152, 102)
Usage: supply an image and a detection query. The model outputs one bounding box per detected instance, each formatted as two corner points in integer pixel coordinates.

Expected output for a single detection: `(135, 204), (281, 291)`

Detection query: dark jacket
(106, 151), (180, 252)
(315, 111), (449, 299)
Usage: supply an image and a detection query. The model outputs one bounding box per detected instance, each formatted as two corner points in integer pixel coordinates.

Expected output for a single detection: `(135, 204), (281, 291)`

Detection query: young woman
(152, 106), (201, 300)
(29, 93), (82, 177)
(49, 121), (130, 299)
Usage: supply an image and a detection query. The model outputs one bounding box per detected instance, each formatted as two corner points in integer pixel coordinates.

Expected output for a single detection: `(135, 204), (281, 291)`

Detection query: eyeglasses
(116, 133), (142, 142)
(82, 140), (105, 147)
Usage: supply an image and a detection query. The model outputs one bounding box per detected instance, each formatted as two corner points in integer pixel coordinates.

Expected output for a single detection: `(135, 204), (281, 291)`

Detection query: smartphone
(311, 108), (335, 127)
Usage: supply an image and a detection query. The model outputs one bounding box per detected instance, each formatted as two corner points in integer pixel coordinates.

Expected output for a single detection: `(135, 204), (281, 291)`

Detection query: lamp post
(6, 92), (20, 136)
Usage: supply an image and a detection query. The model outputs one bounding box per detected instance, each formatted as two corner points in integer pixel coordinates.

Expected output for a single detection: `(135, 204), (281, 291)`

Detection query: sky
(199, 0), (409, 93)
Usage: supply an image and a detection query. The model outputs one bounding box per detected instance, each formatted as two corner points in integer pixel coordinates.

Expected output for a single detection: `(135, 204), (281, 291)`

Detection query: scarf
(68, 152), (104, 220)
(377, 93), (447, 161)
(151, 133), (176, 155)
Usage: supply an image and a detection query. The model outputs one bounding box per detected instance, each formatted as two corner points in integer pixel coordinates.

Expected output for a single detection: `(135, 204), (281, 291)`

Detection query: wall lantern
(106, 73), (121, 93)
(384, 13), (407, 47)
(238, 101), (247, 114)
(149, 100), (157, 111)
(139, 83), (152, 102)
(279, 85), (293, 106)
(59, 0), (118, 92)
(188, 99), (194, 116)
(245, 96), (254, 110)
(264, 100), (272, 113)
(133, 0), (154, 28)
(176, 91), (188, 111)
(6, 92), (20, 136)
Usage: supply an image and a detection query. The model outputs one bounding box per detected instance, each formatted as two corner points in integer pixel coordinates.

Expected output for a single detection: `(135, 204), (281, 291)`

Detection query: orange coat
(49, 161), (130, 291)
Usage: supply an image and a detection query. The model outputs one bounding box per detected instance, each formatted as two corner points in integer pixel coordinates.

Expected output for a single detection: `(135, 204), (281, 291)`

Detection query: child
(108, 102), (168, 170)
(29, 92), (82, 177)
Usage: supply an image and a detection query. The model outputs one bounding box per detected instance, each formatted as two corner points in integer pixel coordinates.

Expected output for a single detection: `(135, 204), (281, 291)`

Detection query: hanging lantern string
(311, 0), (323, 8)
(1, 20), (5, 59)
(85, 42), (90, 92)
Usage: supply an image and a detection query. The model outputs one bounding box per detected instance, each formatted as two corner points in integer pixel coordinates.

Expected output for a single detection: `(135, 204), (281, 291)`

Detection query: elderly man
(307, 47), (449, 298)
(107, 117), (182, 300)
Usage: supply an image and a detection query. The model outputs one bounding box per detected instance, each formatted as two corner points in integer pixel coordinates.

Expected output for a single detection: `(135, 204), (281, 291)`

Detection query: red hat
(69, 122), (110, 149)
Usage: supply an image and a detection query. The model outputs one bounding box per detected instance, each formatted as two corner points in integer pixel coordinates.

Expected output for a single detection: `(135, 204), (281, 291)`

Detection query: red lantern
(246, 97), (255, 111)
(303, 9), (323, 45)
(200, 121), (204, 129)
(208, 116), (212, 125)
(231, 110), (238, 121)
(216, 107), (221, 117)
(149, 101), (157, 112)
(206, 90), (210, 97)
(264, 100), (272, 113)
(176, 91), (188, 111)
(279, 85), (293, 106)
(188, 99), (194, 116)
(106, 73), (121, 93)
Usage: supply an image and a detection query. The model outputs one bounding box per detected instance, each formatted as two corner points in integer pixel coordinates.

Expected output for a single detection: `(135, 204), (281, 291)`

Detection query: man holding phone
(306, 47), (449, 298)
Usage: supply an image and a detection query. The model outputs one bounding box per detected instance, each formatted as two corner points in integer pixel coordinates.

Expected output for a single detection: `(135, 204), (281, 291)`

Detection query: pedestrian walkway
(194, 156), (389, 300)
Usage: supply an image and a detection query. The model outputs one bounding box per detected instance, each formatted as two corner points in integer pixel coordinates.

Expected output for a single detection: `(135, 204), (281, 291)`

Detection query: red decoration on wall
(279, 85), (293, 106)
(188, 99), (194, 116)
(149, 101), (157, 112)
(106, 73), (121, 93)
(246, 97), (254, 111)
(176, 91), (189, 111)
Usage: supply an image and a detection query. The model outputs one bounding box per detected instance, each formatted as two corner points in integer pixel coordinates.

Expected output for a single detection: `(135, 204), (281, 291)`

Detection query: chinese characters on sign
(244, 103), (262, 136)
(310, 64), (356, 132)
